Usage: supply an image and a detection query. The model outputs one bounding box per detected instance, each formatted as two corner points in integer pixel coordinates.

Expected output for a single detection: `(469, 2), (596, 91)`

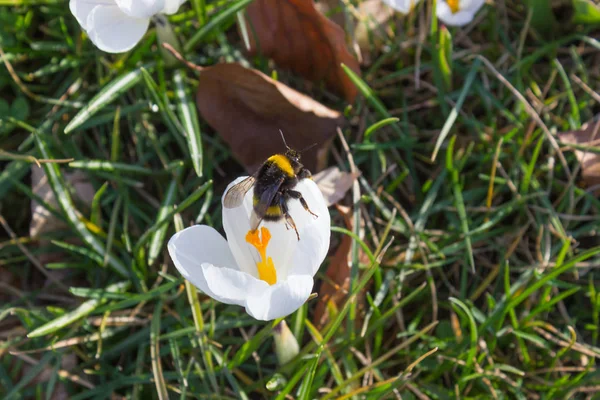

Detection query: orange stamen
(245, 227), (277, 285)
(447, 0), (460, 13)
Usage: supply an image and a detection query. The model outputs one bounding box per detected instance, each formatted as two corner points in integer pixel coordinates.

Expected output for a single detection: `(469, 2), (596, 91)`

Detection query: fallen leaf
(313, 166), (360, 206)
(244, 0), (361, 102)
(558, 117), (600, 194)
(195, 63), (344, 172)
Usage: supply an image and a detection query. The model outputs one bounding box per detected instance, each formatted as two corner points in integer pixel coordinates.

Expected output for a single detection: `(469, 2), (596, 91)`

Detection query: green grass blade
(0, 161), (29, 201)
(150, 300), (169, 400)
(446, 136), (475, 273)
(553, 58), (581, 127)
(174, 69), (203, 177)
(140, 68), (184, 139)
(228, 320), (280, 369)
(449, 298), (478, 381)
(4, 353), (54, 400)
(148, 178), (178, 266)
(68, 160), (169, 175)
(364, 117), (399, 141)
(431, 58), (481, 162)
(184, 0), (253, 51)
(134, 180), (212, 264)
(297, 346), (324, 400)
(28, 281), (130, 337)
(64, 64), (152, 133)
(34, 132), (130, 277)
(520, 134), (544, 193)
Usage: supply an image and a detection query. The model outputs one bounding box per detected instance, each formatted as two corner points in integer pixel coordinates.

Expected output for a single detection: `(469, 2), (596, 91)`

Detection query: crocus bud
(154, 14), (182, 67)
(273, 320), (300, 365)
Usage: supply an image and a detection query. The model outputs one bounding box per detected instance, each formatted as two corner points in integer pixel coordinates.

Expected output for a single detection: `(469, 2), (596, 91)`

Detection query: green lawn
(1, 0), (600, 398)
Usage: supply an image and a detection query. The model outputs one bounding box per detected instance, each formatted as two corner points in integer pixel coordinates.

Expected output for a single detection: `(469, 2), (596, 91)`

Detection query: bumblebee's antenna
(279, 129), (291, 150)
(300, 142), (318, 153)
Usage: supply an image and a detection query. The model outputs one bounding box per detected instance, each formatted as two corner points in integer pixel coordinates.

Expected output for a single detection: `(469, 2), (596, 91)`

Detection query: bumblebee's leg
(297, 168), (312, 180)
(287, 190), (318, 219)
(280, 196), (300, 240)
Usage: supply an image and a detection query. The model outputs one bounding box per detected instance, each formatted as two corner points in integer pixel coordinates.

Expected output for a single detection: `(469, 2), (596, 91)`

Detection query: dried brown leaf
(558, 117), (600, 194)
(313, 166), (360, 206)
(245, 0), (361, 102)
(195, 63), (343, 172)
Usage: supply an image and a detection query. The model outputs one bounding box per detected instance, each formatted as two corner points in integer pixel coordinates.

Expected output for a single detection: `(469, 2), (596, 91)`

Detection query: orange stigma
(447, 0), (460, 13)
(245, 227), (277, 285)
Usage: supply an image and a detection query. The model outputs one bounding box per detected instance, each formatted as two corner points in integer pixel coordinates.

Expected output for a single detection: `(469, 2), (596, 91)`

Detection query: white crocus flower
(437, 0), (485, 26)
(381, 0), (422, 14)
(69, 0), (186, 53)
(168, 177), (331, 321)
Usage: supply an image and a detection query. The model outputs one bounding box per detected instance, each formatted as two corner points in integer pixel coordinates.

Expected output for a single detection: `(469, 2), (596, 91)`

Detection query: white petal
(222, 177), (331, 282)
(70, 0), (115, 30)
(380, 0), (421, 13)
(168, 225), (239, 297)
(161, 0), (187, 15)
(113, 0), (184, 17)
(86, 4), (149, 53)
(245, 275), (314, 320)
(202, 264), (269, 307)
(437, 0), (483, 26)
(113, 0), (162, 18)
(288, 179), (331, 277)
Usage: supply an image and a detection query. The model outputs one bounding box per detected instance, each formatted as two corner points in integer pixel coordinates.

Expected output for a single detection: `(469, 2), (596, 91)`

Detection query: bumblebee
(223, 133), (318, 240)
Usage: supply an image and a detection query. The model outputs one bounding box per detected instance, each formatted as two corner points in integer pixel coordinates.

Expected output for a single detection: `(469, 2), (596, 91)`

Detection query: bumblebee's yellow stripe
(266, 205), (282, 216)
(253, 197), (283, 217)
(267, 154), (294, 177)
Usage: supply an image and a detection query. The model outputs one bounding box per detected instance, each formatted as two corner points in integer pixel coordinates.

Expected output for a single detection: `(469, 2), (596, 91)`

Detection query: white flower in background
(437, 0), (485, 26)
(381, 0), (485, 26)
(168, 177), (331, 321)
(381, 0), (422, 14)
(69, 0), (186, 53)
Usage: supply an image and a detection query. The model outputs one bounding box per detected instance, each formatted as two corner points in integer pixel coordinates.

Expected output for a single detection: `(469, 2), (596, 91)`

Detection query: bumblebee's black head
(285, 148), (303, 173)
(285, 147), (300, 161)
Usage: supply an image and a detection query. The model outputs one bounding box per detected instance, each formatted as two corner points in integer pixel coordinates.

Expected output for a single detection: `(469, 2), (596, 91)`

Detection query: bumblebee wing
(250, 177), (284, 231)
(223, 176), (256, 208)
